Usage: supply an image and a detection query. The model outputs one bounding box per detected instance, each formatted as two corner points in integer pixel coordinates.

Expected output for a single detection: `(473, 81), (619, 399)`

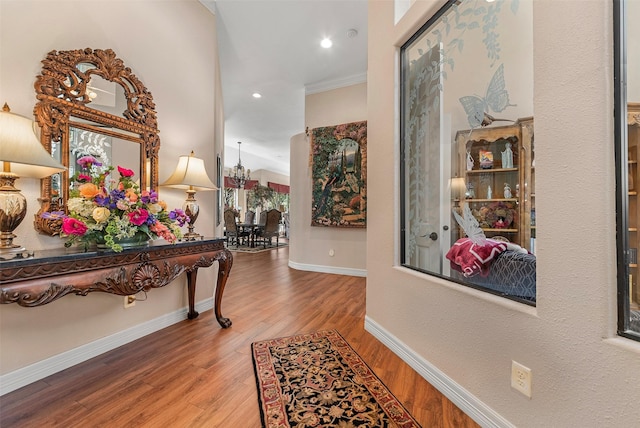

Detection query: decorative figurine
(487, 185), (492, 199)
(466, 150), (474, 171)
(504, 183), (512, 198)
(532, 145), (535, 167)
(501, 141), (514, 168)
(515, 183), (520, 198)
(465, 182), (475, 199)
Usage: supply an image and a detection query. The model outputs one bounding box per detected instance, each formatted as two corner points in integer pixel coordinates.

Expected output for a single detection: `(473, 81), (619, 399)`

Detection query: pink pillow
(446, 238), (508, 277)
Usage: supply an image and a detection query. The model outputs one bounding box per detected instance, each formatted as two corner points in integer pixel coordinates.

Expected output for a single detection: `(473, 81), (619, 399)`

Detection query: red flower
(77, 174), (91, 182)
(128, 208), (149, 226)
(117, 166), (135, 178)
(62, 218), (88, 236)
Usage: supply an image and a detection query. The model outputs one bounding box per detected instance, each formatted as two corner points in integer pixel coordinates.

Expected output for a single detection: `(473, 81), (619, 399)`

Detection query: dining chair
(224, 209), (248, 248)
(256, 209), (282, 248)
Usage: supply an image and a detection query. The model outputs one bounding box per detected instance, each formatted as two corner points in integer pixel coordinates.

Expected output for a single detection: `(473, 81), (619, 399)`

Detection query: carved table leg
(214, 249), (234, 328)
(186, 268), (199, 320)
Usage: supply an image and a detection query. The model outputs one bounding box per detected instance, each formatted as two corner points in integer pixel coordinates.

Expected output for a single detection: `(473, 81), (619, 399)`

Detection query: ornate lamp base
(183, 189), (202, 241)
(0, 172), (27, 252)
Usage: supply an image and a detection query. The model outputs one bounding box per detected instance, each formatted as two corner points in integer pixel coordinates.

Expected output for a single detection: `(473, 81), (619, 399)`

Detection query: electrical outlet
(511, 361), (532, 398)
(124, 295), (136, 308)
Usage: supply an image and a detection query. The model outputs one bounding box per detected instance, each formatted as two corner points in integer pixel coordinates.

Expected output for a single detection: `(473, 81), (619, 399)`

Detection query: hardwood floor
(0, 247), (479, 428)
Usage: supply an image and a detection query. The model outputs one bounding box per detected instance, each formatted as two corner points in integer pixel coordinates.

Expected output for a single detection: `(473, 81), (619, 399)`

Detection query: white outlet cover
(511, 360), (532, 398)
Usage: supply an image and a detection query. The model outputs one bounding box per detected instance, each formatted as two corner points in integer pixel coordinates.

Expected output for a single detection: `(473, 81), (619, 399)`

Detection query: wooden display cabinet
(455, 117), (535, 251)
(628, 103), (640, 309)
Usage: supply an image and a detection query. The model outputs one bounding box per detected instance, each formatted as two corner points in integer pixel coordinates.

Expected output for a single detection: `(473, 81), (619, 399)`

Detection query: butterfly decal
(453, 204), (487, 246)
(459, 64), (516, 128)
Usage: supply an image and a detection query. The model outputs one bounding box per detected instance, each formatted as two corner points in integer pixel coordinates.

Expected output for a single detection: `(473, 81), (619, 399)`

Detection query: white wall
(289, 83), (367, 276)
(0, 0), (224, 378)
(367, 0), (640, 427)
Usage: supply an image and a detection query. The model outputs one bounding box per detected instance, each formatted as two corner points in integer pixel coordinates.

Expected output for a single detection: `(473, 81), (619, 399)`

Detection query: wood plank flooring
(0, 247), (479, 428)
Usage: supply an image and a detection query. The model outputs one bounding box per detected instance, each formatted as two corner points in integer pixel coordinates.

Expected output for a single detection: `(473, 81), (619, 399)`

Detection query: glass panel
(616, 0), (640, 340)
(400, 0), (535, 304)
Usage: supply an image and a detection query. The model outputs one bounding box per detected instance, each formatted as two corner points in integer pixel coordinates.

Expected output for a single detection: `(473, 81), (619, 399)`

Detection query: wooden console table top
(0, 238), (234, 328)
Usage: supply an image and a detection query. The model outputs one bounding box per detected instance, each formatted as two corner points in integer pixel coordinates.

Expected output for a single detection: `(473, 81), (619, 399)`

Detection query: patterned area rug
(251, 330), (421, 428)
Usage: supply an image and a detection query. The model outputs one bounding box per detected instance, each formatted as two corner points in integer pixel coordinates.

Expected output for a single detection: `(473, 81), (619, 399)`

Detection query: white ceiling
(200, 0), (368, 177)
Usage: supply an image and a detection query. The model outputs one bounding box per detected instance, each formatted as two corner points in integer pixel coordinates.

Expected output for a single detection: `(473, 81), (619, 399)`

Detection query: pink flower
(62, 218), (88, 236)
(128, 208), (149, 226)
(77, 156), (102, 169)
(117, 166), (135, 178)
(77, 174), (91, 182)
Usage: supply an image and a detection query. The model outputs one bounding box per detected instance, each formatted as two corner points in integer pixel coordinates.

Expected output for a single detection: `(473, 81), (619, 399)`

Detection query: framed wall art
(310, 120), (367, 228)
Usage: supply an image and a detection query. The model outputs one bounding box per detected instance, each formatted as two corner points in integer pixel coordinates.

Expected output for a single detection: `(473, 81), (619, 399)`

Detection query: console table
(0, 238), (234, 328)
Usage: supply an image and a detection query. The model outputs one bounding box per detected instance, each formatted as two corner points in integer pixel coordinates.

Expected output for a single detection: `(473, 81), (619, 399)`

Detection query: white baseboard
(288, 260), (367, 277)
(0, 298), (214, 396)
(364, 316), (515, 428)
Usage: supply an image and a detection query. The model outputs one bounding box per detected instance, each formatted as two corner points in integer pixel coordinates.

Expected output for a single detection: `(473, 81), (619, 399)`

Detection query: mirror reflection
(33, 48), (160, 236)
(400, 0), (536, 304)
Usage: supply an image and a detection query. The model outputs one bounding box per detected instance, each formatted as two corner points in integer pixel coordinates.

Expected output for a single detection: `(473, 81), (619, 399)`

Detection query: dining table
(237, 223), (265, 248)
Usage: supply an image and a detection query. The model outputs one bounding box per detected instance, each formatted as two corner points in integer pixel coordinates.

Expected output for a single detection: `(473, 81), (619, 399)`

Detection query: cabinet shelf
(466, 167), (518, 174)
(629, 103), (640, 306)
(465, 198), (518, 203)
(456, 118), (534, 251)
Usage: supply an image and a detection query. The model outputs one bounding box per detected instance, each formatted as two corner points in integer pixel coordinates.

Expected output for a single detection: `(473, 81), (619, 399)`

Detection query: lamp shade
(161, 151), (217, 191)
(0, 104), (66, 178)
(450, 176), (466, 199)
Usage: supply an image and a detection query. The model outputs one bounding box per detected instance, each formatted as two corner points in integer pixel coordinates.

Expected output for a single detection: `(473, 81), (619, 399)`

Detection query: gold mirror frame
(33, 48), (160, 236)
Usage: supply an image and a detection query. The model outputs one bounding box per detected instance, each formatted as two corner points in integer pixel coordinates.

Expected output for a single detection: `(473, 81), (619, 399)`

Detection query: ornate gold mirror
(33, 48), (160, 235)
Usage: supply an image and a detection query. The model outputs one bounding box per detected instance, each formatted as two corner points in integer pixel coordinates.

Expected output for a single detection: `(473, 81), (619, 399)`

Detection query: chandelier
(228, 141), (250, 188)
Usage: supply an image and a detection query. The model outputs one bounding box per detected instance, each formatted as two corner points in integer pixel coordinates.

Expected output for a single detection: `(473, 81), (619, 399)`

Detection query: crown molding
(305, 72), (368, 95)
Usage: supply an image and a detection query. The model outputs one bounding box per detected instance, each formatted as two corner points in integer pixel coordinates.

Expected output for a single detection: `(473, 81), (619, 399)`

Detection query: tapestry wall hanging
(310, 120), (367, 228)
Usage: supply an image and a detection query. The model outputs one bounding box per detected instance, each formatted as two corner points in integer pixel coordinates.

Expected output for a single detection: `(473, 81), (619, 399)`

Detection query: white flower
(147, 203), (162, 214)
(92, 207), (111, 223)
(67, 197), (95, 217)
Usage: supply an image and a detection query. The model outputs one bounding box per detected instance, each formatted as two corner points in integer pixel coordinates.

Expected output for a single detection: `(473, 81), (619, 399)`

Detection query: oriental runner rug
(251, 330), (421, 428)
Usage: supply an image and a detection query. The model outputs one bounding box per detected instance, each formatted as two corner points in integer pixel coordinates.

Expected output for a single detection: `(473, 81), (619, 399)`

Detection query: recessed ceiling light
(321, 38), (332, 48)
(252, 93), (262, 98)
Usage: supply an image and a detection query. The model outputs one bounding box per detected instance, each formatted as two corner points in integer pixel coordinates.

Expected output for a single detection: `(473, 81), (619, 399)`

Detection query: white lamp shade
(450, 177), (466, 198)
(0, 106), (66, 178)
(161, 153), (217, 191)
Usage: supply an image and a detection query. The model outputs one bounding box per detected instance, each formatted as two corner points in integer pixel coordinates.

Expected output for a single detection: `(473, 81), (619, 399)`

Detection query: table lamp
(162, 151), (217, 241)
(0, 103), (66, 255)
(450, 175), (466, 211)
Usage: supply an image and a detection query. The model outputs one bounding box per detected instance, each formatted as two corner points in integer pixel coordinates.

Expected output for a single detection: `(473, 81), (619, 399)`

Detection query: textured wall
(289, 83), (367, 273)
(0, 0), (223, 375)
(367, 0), (640, 426)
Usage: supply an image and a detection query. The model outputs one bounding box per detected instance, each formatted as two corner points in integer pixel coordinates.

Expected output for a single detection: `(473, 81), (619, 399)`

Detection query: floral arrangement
(473, 201), (517, 229)
(43, 156), (189, 252)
